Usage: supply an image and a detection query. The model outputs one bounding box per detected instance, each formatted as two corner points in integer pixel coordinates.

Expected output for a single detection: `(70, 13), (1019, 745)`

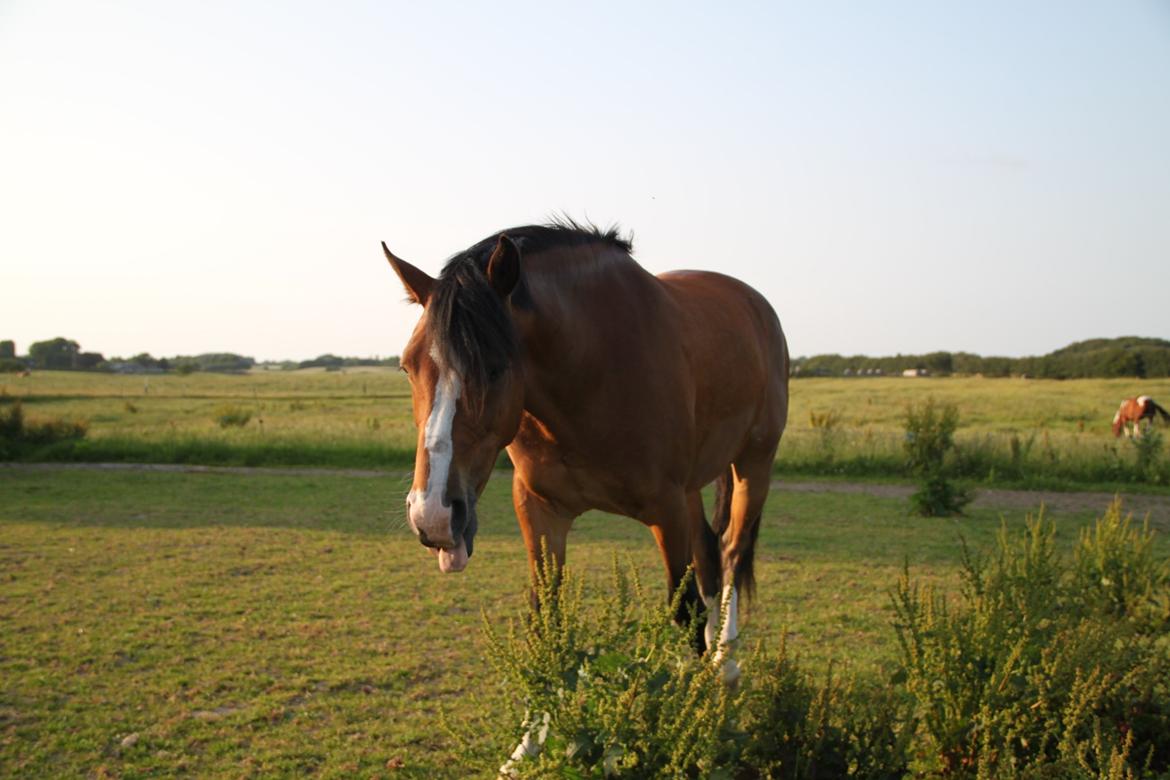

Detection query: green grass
(3, 466), (1165, 777)
(5, 371), (1170, 489)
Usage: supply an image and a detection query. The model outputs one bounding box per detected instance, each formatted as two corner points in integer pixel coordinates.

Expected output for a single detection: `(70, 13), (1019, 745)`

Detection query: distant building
(902, 368), (928, 377)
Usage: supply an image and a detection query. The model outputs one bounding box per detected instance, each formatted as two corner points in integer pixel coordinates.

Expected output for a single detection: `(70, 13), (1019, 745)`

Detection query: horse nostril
(450, 498), (467, 538)
(417, 528), (433, 547)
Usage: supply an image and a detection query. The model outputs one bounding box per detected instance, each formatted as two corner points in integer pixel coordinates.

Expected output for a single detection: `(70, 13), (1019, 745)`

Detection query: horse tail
(711, 467), (733, 538)
(1112, 403), (1125, 437)
(733, 506), (763, 602)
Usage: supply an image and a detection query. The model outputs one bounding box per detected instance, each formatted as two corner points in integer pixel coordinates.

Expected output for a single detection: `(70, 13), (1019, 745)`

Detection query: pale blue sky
(2, 1), (1168, 361)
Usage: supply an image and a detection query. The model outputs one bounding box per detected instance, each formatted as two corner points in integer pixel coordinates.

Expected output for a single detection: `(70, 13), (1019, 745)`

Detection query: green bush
(472, 503), (1168, 778)
(0, 400), (88, 459)
(891, 502), (1170, 777)
(482, 553), (735, 778)
(904, 399), (972, 516)
(213, 404), (252, 428)
(739, 639), (913, 779)
(1130, 430), (1165, 485)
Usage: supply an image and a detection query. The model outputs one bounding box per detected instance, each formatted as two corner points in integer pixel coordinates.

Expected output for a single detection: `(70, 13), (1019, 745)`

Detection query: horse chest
(509, 422), (663, 518)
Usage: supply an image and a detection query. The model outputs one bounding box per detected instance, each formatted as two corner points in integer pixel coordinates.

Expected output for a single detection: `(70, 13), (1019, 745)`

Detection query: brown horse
(383, 220), (789, 681)
(1113, 395), (1170, 438)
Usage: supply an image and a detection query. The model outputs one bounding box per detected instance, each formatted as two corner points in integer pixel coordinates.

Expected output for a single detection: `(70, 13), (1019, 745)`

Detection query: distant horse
(1113, 395), (1170, 438)
(382, 220), (789, 682)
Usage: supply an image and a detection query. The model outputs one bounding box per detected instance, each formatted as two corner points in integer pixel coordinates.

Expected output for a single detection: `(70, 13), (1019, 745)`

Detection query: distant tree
(299, 354), (345, 369)
(0, 341), (14, 359)
(922, 352), (954, 375)
(75, 352), (105, 370)
(29, 338), (80, 370)
(131, 353), (161, 369)
(1103, 350), (1145, 378)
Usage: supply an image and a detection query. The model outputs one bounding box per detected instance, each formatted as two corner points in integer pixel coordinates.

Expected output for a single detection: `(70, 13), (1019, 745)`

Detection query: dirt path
(775, 479), (1170, 528)
(4, 462), (1168, 528)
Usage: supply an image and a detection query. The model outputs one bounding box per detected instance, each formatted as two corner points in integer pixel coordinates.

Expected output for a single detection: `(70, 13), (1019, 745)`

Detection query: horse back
(657, 270), (789, 486)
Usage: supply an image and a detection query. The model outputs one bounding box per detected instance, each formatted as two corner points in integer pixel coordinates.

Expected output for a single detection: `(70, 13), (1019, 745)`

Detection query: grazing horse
(1113, 396), (1170, 438)
(383, 220), (789, 682)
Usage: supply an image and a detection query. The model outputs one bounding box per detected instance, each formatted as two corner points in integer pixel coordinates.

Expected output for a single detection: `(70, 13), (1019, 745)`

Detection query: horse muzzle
(407, 492), (476, 573)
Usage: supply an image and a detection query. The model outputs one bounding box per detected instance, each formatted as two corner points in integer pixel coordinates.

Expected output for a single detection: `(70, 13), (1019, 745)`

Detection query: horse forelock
(426, 253), (516, 404)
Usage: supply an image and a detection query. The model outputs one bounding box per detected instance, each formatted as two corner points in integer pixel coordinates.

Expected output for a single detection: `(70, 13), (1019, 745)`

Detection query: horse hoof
(720, 658), (741, 687)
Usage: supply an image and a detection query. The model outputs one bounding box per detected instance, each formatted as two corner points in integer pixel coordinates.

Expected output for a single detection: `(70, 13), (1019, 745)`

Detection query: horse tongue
(437, 539), (468, 573)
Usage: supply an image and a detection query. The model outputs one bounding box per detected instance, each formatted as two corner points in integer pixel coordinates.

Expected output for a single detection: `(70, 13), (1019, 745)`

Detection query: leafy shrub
(213, 404), (252, 428)
(1130, 429), (1165, 484)
(904, 399), (972, 516)
(483, 552), (735, 778)
(891, 503), (1170, 777)
(739, 639), (913, 779)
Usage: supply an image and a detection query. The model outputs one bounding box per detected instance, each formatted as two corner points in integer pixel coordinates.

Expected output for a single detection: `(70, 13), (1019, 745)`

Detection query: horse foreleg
(686, 490), (722, 651)
(501, 478), (574, 775)
(512, 476), (574, 597)
(641, 491), (709, 651)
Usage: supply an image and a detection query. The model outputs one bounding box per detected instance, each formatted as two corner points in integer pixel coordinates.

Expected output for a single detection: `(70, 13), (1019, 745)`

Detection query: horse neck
(514, 245), (655, 412)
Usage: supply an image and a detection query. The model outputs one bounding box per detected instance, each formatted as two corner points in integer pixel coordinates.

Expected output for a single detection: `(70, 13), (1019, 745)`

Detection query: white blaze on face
(407, 361), (462, 549)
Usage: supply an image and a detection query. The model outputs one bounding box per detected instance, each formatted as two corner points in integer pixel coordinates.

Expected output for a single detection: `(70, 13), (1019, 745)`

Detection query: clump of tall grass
(891, 500), (1170, 777)
(212, 404), (252, 428)
(0, 399), (88, 459)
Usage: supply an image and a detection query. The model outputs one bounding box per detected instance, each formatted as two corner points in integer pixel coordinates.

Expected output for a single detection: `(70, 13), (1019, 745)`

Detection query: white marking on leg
(711, 583), (741, 685)
(499, 710), (550, 777)
(719, 584), (739, 646)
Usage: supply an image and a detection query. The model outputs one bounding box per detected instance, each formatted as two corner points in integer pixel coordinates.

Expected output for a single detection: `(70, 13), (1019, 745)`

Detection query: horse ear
(486, 234), (521, 299)
(382, 242), (434, 306)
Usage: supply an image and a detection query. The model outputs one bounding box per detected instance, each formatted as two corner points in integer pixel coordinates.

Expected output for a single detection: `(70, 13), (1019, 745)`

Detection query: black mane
(426, 219), (631, 397)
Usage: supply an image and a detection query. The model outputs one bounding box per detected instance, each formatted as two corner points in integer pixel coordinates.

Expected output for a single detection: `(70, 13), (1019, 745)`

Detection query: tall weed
(891, 503), (1170, 777)
(904, 399), (972, 516)
(482, 552), (734, 778)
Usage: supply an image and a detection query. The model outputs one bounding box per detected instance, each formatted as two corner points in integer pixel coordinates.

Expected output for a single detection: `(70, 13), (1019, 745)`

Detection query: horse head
(383, 235), (526, 572)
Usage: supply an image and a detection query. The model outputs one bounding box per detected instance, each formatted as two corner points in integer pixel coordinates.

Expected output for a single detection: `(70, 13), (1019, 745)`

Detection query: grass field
(2, 465), (1166, 777)
(5, 370), (1170, 488)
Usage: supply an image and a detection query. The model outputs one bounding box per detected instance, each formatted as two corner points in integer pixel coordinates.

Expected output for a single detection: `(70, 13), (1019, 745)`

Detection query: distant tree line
(0, 338), (399, 375)
(293, 354), (399, 370)
(793, 337), (1170, 379)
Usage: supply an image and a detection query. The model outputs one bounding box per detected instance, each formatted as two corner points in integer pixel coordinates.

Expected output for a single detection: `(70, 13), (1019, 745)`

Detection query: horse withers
(1113, 396), (1170, 438)
(383, 220), (789, 681)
